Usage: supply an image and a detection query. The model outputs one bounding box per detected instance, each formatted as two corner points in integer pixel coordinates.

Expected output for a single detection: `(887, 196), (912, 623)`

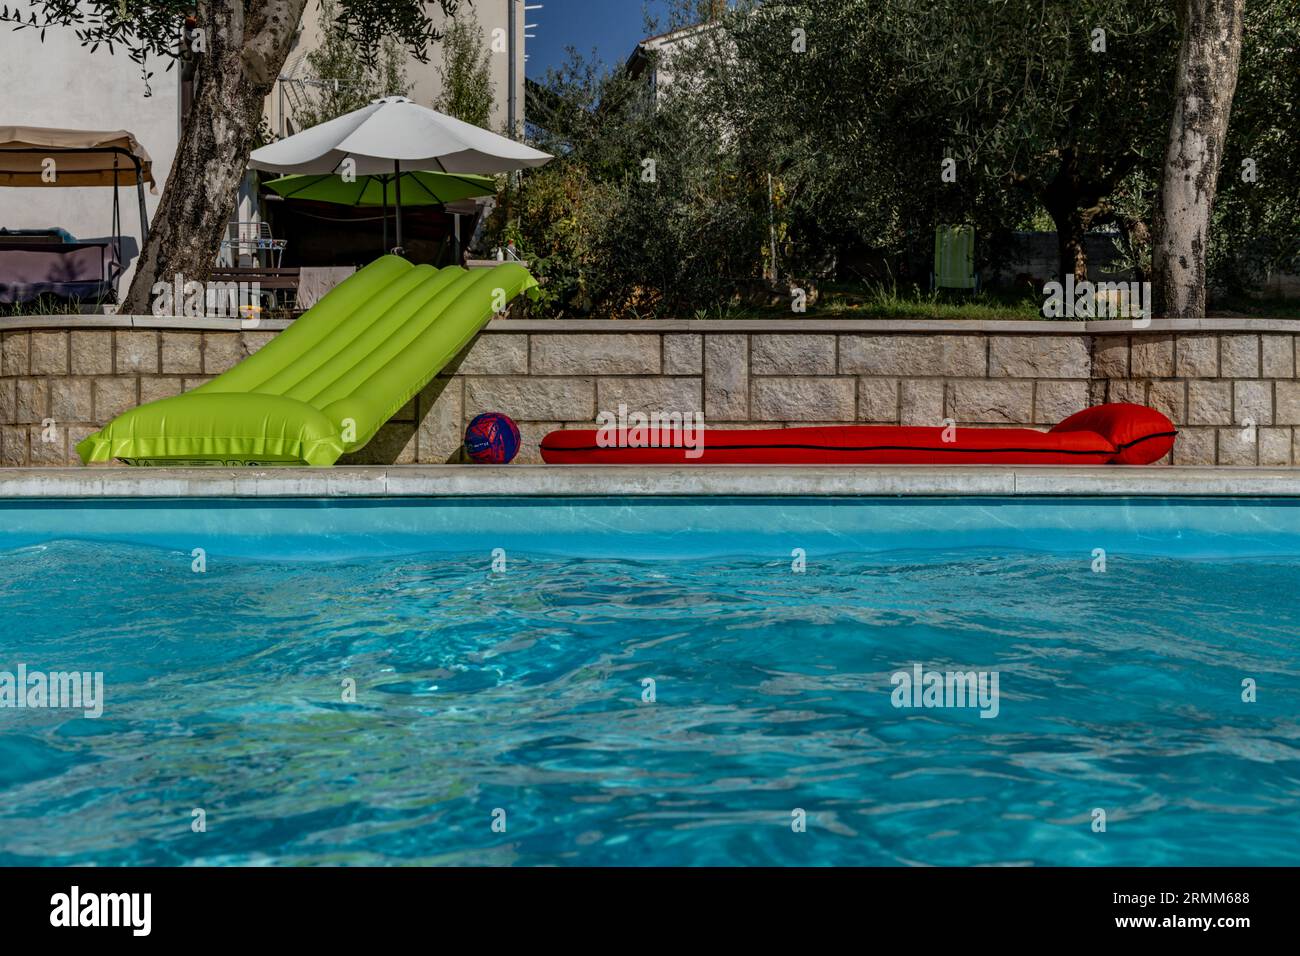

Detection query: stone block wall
(3, 318), (1299, 467)
(1, 326), (277, 467)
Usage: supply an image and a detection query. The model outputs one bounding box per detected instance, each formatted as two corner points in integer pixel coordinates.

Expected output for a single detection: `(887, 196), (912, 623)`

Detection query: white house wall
(272, 0), (527, 137)
(0, 25), (181, 296)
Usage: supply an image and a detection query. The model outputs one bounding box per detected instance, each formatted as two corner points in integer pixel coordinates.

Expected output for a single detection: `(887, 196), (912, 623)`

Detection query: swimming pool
(2, 496), (1298, 865)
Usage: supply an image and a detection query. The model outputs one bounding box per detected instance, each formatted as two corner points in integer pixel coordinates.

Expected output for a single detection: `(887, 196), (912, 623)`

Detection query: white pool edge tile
(2, 465), (1299, 499)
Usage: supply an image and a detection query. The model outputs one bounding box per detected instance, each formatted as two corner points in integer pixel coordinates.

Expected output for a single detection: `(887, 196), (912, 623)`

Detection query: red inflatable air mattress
(539, 404), (1176, 466)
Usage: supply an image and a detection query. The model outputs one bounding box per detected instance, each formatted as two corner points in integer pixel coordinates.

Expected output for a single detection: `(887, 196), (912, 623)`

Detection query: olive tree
(1206, 1), (1300, 296)
(723, 0), (1179, 285)
(509, 0), (1293, 315)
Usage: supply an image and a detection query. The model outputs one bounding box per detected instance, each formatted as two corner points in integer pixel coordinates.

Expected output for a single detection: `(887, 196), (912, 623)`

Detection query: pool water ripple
(0, 539), (1297, 865)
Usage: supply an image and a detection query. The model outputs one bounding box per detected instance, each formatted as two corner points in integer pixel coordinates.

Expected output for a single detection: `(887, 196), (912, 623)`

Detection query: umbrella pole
(394, 160), (403, 254)
(382, 178), (388, 253)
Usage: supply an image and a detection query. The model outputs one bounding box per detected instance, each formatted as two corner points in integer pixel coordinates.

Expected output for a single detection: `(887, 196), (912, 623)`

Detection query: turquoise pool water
(1, 497), (1298, 865)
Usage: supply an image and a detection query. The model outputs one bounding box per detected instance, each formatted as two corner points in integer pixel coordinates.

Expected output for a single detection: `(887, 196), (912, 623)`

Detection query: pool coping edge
(2, 466), (1300, 499)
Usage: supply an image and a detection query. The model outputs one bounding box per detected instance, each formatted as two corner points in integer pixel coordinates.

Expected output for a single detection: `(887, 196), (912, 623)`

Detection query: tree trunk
(1121, 218), (1152, 286)
(120, 0), (306, 314)
(1038, 146), (1094, 285)
(1047, 205), (1090, 285)
(1153, 0), (1246, 319)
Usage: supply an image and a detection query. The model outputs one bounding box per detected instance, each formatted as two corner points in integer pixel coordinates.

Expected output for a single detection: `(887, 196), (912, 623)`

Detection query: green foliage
(834, 285), (1044, 321)
(788, 283), (1045, 321)
(723, 0), (1180, 282)
(293, 0), (410, 129)
(495, 162), (615, 314)
(1207, 2), (1300, 294)
(328, 0), (463, 66)
(491, 40), (767, 318)
(433, 15), (494, 127)
(0, 293), (92, 317)
(2, 0), (463, 71)
(501, 0), (1294, 315)
(0, 1), (191, 58)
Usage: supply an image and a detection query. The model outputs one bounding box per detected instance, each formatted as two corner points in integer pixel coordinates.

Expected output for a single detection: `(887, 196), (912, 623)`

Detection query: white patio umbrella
(249, 96), (552, 251)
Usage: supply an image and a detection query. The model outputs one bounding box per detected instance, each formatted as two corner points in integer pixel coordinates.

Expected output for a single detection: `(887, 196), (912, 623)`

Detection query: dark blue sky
(524, 0), (676, 78)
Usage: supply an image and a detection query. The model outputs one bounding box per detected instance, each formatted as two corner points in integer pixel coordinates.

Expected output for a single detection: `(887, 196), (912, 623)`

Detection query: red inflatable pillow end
(1050, 403), (1177, 464)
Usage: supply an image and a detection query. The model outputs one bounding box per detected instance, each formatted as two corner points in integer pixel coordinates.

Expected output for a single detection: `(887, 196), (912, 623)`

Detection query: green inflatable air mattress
(77, 256), (538, 466)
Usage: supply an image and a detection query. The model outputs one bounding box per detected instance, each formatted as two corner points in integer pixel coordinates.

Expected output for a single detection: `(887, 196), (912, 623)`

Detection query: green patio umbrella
(264, 169), (497, 257)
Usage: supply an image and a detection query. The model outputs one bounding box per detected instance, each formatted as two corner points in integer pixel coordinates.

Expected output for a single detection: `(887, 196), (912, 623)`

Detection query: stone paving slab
(9, 316), (1300, 334)
(2, 465), (1299, 499)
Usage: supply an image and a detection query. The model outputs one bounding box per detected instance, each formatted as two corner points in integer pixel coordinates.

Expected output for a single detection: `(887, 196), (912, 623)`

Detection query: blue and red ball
(464, 412), (521, 464)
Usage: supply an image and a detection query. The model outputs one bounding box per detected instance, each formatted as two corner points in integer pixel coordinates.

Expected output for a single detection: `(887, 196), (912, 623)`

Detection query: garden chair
(931, 225), (979, 292)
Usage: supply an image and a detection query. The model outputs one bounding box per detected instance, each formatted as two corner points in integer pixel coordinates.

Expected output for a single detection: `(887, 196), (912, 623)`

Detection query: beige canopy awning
(0, 126), (155, 188)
